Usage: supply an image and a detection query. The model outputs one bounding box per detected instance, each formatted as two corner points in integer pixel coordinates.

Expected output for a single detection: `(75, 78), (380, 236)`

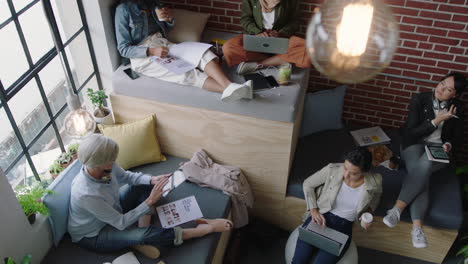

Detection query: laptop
(243, 34), (289, 54)
(298, 220), (349, 256)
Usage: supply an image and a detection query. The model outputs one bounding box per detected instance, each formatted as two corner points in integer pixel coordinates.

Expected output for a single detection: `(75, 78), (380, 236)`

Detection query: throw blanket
(180, 149), (254, 228)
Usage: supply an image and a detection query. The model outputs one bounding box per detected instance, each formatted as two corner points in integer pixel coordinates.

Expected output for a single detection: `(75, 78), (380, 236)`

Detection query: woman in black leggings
(383, 72), (466, 248)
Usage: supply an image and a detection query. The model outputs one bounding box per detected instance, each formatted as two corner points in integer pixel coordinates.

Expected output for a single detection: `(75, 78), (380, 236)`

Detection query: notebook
(243, 34), (289, 54)
(298, 220), (349, 256)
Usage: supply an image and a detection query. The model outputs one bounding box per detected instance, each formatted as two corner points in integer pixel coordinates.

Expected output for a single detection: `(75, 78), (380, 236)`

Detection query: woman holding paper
(115, 0), (253, 102)
(383, 72), (466, 248)
(292, 148), (382, 264)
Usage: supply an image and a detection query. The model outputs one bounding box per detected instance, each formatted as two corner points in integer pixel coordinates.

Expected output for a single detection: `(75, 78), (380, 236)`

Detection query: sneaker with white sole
(383, 207), (401, 228)
(411, 227), (428, 248)
(221, 80), (253, 102)
(237, 62), (261, 75)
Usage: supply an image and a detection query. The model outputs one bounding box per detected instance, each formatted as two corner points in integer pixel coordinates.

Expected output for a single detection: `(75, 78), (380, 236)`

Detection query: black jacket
(402, 92), (464, 152)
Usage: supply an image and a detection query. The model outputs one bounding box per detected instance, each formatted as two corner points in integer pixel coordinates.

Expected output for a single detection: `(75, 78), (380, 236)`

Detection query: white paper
(305, 221), (349, 254)
(111, 252), (140, 264)
(162, 170), (186, 197)
(150, 42), (212, 75)
(350, 126), (391, 147)
(156, 195), (203, 228)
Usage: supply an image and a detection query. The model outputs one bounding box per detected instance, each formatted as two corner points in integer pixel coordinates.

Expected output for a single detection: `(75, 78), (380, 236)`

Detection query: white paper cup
(360, 212), (373, 228)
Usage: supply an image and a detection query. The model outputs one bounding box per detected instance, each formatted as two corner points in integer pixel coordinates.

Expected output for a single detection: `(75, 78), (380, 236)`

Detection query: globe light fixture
(306, 0), (399, 84)
(63, 93), (96, 139)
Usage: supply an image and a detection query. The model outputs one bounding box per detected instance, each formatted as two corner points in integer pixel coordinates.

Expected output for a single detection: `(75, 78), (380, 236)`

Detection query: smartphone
(123, 68), (140, 80)
(266, 75), (279, 87)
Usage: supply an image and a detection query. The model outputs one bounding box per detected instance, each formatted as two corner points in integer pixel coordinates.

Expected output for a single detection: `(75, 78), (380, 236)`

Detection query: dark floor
(229, 218), (466, 264)
(42, 217), (467, 264)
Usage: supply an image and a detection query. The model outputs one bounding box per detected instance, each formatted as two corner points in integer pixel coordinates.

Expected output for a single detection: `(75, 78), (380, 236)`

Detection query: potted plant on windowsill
(57, 152), (73, 169)
(87, 88), (114, 125)
(15, 183), (53, 225)
(67, 143), (79, 162)
(4, 254), (32, 264)
(48, 161), (64, 180)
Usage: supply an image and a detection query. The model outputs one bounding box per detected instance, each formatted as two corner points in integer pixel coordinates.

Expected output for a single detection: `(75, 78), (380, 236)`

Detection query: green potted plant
(15, 183), (53, 224)
(456, 165), (468, 211)
(48, 161), (64, 179)
(4, 254), (32, 264)
(67, 143), (79, 162)
(57, 152), (73, 169)
(87, 88), (114, 125)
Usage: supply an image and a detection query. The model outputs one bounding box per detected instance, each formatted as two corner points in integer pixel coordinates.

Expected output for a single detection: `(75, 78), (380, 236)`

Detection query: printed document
(350, 126), (391, 147)
(156, 196), (203, 228)
(109, 252), (140, 264)
(150, 42), (212, 75)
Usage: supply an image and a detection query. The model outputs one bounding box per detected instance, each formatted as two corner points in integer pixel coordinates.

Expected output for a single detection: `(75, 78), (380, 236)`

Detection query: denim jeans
(78, 185), (182, 252)
(291, 212), (353, 264)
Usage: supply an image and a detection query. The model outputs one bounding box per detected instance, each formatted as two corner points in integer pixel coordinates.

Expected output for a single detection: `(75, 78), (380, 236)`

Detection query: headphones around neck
(432, 92), (452, 110)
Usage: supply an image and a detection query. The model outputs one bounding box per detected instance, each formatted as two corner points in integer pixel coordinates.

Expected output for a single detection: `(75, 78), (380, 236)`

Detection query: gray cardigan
(303, 163), (382, 218)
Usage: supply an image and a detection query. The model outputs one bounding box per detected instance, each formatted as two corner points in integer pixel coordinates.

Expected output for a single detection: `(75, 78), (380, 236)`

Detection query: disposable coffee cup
(360, 212), (373, 228)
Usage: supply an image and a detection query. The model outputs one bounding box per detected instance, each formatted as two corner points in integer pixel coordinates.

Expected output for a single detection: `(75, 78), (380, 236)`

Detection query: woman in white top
(292, 148), (382, 264)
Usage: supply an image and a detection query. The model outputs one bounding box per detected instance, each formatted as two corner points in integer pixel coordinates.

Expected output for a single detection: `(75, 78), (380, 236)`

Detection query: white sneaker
(383, 207), (401, 228)
(237, 62), (260, 75)
(411, 227), (428, 248)
(221, 80), (253, 102)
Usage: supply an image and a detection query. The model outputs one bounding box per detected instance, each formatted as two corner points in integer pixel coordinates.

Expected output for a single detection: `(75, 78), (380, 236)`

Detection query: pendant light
(306, 0), (399, 84)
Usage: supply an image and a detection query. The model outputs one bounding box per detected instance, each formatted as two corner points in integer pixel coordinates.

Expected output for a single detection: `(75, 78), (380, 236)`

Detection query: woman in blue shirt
(115, 0), (253, 102)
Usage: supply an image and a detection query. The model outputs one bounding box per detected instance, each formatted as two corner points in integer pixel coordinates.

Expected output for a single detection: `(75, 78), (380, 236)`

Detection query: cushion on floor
(287, 127), (463, 230)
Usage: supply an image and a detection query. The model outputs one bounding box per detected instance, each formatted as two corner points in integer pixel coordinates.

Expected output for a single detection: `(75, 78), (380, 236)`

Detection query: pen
(451, 115), (460, 119)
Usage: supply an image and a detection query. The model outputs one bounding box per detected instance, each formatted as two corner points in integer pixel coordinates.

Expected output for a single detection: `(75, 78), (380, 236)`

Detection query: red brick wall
(165, 0), (468, 162)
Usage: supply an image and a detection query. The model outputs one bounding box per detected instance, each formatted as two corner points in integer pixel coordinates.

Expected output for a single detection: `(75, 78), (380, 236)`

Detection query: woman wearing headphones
(383, 72), (467, 248)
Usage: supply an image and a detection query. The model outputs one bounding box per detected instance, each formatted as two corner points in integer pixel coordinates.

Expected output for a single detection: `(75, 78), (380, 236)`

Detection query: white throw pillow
(168, 9), (210, 43)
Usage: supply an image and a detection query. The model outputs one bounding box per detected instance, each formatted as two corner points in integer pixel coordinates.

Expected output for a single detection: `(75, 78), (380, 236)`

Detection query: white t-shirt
(262, 10), (275, 30)
(425, 108), (444, 144)
(330, 181), (365, 221)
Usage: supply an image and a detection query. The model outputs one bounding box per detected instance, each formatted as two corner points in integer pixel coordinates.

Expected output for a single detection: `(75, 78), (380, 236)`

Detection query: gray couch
(287, 128), (463, 230)
(42, 155), (231, 264)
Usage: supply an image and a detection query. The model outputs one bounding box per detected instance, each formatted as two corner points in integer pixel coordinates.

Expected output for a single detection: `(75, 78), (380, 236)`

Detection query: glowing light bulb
(336, 3), (374, 56)
(64, 108), (96, 139)
(306, 0), (399, 84)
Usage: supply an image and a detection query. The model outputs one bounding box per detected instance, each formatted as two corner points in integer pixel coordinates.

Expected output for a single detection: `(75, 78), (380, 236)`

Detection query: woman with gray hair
(68, 134), (232, 259)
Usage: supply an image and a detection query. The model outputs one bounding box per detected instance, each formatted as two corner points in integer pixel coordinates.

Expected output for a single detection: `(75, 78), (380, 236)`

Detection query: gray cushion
(299, 85), (347, 137)
(287, 128), (463, 230)
(43, 160), (82, 246)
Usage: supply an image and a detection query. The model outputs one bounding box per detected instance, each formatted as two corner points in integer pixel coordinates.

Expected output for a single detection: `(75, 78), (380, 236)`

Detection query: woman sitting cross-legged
(115, 0), (253, 102)
(292, 148), (382, 264)
(222, 0), (311, 75)
(383, 72), (466, 248)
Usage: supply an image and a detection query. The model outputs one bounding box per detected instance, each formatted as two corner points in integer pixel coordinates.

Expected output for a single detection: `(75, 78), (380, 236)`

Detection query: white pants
(131, 34), (217, 88)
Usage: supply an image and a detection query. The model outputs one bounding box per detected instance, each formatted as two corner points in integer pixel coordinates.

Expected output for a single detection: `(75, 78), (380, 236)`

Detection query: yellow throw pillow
(98, 115), (166, 169)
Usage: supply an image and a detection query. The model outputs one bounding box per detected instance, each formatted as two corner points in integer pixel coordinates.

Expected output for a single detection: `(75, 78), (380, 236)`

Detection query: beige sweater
(303, 163), (382, 218)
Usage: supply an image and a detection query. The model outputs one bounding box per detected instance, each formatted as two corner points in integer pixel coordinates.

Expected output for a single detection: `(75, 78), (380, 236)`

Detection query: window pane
(0, 0), (11, 24)
(0, 22), (29, 89)
(5, 156), (31, 188)
(39, 57), (67, 115)
(78, 76), (98, 112)
(18, 1), (54, 63)
(12, 0), (32, 12)
(9, 80), (49, 146)
(51, 0), (82, 43)
(0, 107), (23, 180)
(55, 106), (73, 147)
(28, 125), (62, 181)
(66, 32), (93, 89)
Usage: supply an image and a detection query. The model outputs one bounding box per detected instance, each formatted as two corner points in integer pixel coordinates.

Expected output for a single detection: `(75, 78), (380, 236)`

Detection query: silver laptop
(298, 220), (349, 256)
(243, 34), (289, 54)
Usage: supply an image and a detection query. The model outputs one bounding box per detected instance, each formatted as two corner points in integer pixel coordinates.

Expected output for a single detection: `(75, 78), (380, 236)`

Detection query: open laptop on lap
(243, 34), (289, 54)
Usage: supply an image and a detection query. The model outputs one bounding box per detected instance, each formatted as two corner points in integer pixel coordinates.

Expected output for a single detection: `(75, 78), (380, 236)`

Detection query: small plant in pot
(4, 254), (32, 264)
(57, 152), (73, 169)
(87, 88), (114, 125)
(67, 143), (79, 162)
(15, 183), (53, 224)
(49, 161), (64, 179)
